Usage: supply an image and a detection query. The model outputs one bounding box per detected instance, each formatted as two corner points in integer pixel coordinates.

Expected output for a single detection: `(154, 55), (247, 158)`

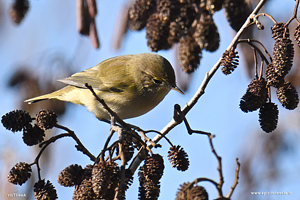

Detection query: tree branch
(226, 158), (241, 198)
(55, 123), (96, 161)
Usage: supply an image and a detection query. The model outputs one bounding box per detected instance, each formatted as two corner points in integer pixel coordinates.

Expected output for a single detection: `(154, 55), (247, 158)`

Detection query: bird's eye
(153, 78), (162, 84)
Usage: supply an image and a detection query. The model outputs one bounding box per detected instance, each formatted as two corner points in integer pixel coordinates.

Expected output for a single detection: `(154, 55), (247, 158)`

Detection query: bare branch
(54, 124), (97, 161)
(207, 134), (224, 197)
(286, 0), (300, 26)
(226, 158), (241, 198)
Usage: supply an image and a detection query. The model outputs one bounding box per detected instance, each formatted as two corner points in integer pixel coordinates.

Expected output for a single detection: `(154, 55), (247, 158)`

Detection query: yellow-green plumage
(25, 53), (183, 120)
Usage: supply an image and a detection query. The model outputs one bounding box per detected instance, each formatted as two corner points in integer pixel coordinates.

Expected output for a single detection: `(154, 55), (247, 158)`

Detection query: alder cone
(240, 78), (268, 113)
(271, 22), (289, 40)
(272, 38), (294, 77)
(220, 49), (239, 75)
(224, 0), (251, 32)
(178, 35), (202, 73)
(277, 82), (299, 110)
(259, 102), (279, 133)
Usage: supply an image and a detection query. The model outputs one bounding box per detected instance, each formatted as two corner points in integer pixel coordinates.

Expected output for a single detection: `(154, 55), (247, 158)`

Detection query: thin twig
(117, 129), (126, 200)
(253, 47), (258, 78)
(251, 40), (272, 63)
(123, 130), (148, 149)
(31, 133), (70, 181)
(226, 158), (241, 198)
(259, 60), (264, 80)
(55, 124), (96, 161)
(144, 129), (174, 147)
(103, 139), (121, 162)
(208, 134), (224, 197)
(268, 86), (272, 102)
(98, 128), (116, 162)
(286, 0), (300, 26)
(252, 14), (264, 30)
(237, 39), (271, 65)
(185, 177), (219, 191)
(137, 130), (158, 147)
(255, 13), (277, 23)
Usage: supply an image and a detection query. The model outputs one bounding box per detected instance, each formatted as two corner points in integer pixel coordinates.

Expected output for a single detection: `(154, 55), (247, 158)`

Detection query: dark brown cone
(101, 163), (120, 200)
(224, 0), (251, 32)
(189, 185), (209, 200)
(92, 162), (110, 198)
(83, 164), (93, 179)
(168, 145), (189, 171)
(277, 82), (299, 110)
(8, 162), (32, 185)
(266, 63), (284, 88)
(240, 78), (268, 113)
(73, 165), (95, 200)
(176, 182), (208, 200)
(144, 154), (164, 181)
(271, 23), (289, 40)
(272, 38), (294, 77)
(33, 179), (58, 200)
(167, 1), (196, 45)
(138, 166), (160, 200)
(10, 0), (29, 24)
(128, 0), (156, 31)
(22, 124), (45, 146)
(146, 13), (171, 51)
(147, 0), (196, 51)
(294, 25), (300, 48)
(57, 164), (84, 187)
(73, 178), (96, 200)
(138, 166), (146, 199)
(220, 49), (239, 75)
(168, 21), (182, 45)
(259, 102), (279, 133)
(91, 161), (120, 199)
(36, 109), (57, 130)
(178, 35), (202, 73)
(1, 110), (32, 132)
(176, 182), (190, 200)
(157, 0), (174, 25)
(138, 154), (164, 200)
(193, 10), (220, 52)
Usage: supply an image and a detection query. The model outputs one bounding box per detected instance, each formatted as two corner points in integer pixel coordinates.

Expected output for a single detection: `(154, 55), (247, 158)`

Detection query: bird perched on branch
(25, 53), (183, 120)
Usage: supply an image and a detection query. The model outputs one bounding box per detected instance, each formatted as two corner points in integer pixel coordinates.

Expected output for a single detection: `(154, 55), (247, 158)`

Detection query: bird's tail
(24, 94), (55, 104)
(24, 86), (74, 104)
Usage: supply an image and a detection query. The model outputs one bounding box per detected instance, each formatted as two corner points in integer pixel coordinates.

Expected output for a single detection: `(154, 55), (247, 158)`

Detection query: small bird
(25, 53), (183, 120)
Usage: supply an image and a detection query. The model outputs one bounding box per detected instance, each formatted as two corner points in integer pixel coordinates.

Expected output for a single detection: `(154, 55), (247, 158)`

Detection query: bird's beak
(172, 85), (184, 95)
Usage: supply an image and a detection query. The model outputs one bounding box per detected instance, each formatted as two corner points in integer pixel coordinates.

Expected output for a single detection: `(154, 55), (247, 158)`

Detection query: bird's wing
(59, 55), (135, 93)
(59, 67), (104, 89)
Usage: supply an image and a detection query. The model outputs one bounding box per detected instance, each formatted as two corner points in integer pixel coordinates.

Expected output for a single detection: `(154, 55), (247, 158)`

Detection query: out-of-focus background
(1, 0), (300, 199)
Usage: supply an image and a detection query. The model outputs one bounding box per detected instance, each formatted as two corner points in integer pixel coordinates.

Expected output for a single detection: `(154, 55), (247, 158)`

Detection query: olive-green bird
(25, 53), (183, 120)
